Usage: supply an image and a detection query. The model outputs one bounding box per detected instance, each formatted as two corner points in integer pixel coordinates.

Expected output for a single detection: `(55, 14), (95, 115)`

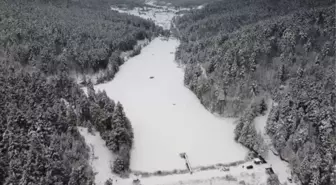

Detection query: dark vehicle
(133, 179), (141, 185)
(246, 165), (253, 169)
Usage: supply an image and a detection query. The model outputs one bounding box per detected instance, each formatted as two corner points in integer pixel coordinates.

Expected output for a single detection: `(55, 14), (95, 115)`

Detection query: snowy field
(78, 124), (269, 185)
(111, 1), (188, 29)
(118, 161), (270, 185)
(94, 37), (247, 172)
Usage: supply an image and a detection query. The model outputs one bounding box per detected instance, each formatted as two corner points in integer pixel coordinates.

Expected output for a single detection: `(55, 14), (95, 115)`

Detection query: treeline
(234, 99), (268, 157)
(0, 0), (154, 183)
(174, 0), (335, 185)
(0, 0), (162, 84)
(0, 59), (134, 184)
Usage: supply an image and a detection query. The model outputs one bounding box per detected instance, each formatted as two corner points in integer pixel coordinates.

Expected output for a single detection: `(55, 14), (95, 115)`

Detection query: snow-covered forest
(0, 0), (154, 184)
(174, 0), (336, 184)
(0, 0), (335, 185)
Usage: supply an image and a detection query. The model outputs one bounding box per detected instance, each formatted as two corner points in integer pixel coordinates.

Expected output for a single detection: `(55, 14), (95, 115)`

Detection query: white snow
(94, 37), (248, 172)
(78, 2), (290, 184)
(254, 101), (295, 185)
(196, 5), (205, 9)
(78, 127), (116, 185)
(116, 161), (269, 185)
(111, 1), (189, 30)
(74, 39), (149, 85)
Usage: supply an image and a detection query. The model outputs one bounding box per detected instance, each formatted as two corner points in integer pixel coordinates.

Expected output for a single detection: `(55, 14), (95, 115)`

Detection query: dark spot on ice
(149, 76), (154, 79)
(173, 103), (176, 105)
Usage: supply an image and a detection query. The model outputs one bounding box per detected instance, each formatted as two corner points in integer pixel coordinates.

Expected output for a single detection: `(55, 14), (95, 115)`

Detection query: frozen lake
(95, 37), (247, 172)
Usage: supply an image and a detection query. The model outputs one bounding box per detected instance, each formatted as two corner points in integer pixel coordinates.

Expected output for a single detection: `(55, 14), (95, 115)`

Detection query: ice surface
(94, 37), (248, 172)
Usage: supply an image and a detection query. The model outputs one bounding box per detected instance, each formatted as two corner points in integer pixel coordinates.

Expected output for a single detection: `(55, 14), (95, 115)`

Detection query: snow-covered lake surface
(95, 37), (247, 172)
(79, 2), (293, 184)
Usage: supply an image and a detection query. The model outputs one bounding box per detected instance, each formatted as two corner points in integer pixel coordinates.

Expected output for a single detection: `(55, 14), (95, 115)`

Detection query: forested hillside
(174, 0), (336, 184)
(0, 0), (157, 184)
(0, 0), (161, 83)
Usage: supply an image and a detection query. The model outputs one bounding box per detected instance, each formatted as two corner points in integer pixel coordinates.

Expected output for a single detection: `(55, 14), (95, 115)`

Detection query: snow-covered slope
(78, 127), (116, 185)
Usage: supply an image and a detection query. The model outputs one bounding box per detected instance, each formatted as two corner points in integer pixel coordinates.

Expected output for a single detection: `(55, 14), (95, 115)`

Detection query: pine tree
(279, 64), (287, 83)
(259, 99), (267, 115)
(234, 118), (245, 141)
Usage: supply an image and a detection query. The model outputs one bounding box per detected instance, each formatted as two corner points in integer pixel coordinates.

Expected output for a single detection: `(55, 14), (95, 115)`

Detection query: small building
(246, 165), (254, 169)
(254, 158), (262, 165)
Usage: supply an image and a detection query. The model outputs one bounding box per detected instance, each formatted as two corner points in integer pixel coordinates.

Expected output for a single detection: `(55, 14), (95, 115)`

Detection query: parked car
(246, 165), (254, 169)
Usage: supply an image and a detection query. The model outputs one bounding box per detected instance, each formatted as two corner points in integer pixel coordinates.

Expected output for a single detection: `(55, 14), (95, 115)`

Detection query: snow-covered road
(95, 37), (247, 172)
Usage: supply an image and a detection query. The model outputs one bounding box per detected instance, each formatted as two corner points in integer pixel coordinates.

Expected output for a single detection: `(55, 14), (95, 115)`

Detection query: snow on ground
(117, 161), (269, 185)
(78, 127), (116, 185)
(254, 101), (295, 185)
(196, 5), (205, 9)
(74, 39), (149, 85)
(94, 37), (248, 172)
(111, 1), (188, 29)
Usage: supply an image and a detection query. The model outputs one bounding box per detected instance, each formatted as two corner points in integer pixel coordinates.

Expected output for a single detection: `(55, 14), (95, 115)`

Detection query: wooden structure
(179, 153), (193, 174)
(265, 167), (275, 175)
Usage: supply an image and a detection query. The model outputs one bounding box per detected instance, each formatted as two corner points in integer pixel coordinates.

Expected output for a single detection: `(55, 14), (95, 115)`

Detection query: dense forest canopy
(174, 0), (335, 185)
(0, 0), (162, 83)
(0, 0), (159, 184)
